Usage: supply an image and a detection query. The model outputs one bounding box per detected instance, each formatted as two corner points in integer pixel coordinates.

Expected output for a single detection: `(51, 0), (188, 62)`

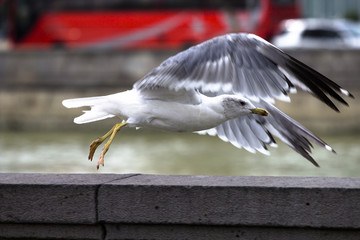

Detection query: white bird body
(64, 89), (258, 132)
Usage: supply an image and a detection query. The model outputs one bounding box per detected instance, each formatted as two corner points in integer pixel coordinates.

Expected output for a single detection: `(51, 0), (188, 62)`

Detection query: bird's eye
(239, 101), (246, 106)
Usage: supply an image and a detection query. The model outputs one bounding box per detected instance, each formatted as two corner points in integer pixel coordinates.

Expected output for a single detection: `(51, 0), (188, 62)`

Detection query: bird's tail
(62, 96), (115, 124)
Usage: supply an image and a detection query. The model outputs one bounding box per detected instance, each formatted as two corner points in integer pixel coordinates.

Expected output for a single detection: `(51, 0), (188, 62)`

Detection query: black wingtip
(292, 146), (321, 167)
(260, 44), (354, 111)
(305, 154), (320, 167)
(308, 156), (320, 168)
(340, 88), (355, 99)
(326, 99), (340, 112)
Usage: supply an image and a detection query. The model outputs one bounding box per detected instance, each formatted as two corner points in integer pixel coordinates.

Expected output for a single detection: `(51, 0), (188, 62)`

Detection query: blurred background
(0, 0), (359, 176)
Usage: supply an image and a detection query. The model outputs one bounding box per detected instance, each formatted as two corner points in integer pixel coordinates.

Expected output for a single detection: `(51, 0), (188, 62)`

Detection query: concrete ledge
(104, 224), (360, 240)
(0, 173), (359, 239)
(98, 175), (360, 228)
(0, 223), (103, 240)
(0, 173), (136, 224)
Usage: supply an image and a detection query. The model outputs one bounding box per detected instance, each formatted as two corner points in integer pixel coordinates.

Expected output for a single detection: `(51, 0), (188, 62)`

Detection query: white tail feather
(62, 96), (107, 108)
(74, 110), (115, 124)
(62, 96), (115, 124)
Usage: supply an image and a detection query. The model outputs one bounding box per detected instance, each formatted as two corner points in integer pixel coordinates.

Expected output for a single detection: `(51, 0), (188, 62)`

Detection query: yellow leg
(88, 124), (118, 161)
(88, 122), (127, 169)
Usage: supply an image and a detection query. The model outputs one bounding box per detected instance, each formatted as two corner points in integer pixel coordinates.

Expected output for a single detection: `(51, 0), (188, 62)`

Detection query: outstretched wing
(134, 33), (353, 165)
(135, 33), (352, 111)
(198, 100), (334, 167)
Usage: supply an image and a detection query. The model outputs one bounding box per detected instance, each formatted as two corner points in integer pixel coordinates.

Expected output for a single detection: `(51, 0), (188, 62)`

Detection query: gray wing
(135, 33), (352, 110)
(135, 33), (353, 165)
(137, 87), (202, 105)
(198, 100), (334, 166)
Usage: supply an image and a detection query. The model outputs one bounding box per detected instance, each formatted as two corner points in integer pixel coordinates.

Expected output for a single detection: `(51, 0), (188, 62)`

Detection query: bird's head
(221, 95), (268, 119)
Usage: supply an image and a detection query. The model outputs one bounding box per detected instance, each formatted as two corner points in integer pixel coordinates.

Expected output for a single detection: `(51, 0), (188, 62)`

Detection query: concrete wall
(1, 49), (359, 90)
(0, 49), (359, 131)
(0, 173), (359, 240)
(0, 50), (171, 90)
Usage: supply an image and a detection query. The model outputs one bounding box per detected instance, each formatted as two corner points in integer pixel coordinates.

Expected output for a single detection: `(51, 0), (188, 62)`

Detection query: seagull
(62, 33), (353, 169)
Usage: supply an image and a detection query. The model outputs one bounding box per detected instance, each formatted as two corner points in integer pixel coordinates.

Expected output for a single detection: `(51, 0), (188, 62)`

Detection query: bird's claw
(96, 146), (108, 169)
(88, 138), (102, 161)
(97, 151), (105, 170)
(88, 122), (127, 169)
(89, 138), (106, 170)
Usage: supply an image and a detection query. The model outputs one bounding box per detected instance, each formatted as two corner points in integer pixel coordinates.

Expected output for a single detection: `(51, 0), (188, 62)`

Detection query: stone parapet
(0, 173), (359, 239)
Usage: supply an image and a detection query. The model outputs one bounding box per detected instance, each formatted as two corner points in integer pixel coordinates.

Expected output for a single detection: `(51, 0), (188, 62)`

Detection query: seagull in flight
(62, 33), (353, 169)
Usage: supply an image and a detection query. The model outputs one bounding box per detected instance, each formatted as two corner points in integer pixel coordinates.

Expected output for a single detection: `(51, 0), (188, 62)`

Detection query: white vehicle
(272, 18), (360, 49)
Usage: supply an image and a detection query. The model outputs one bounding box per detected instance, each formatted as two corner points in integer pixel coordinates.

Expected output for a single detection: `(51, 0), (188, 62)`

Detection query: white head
(221, 95), (268, 119)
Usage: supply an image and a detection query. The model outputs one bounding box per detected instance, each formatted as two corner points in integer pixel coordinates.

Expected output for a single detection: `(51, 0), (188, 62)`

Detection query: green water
(1, 129), (359, 177)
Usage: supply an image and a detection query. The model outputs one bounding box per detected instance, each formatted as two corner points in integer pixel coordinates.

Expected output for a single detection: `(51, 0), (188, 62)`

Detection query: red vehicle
(4, 0), (300, 50)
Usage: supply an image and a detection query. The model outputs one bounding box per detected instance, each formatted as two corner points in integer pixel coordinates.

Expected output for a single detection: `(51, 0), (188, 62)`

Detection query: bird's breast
(138, 100), (226, 132)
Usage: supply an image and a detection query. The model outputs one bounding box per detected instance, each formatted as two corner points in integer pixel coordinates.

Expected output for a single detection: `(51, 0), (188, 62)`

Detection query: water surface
(1, 130), (359, 177)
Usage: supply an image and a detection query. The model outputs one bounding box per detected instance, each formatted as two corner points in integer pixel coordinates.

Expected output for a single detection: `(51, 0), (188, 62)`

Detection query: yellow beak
(250, 108), (269, 117)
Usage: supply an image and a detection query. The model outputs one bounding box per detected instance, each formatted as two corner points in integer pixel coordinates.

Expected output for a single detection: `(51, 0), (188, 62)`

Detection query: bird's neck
(199, 94), (229, 121)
